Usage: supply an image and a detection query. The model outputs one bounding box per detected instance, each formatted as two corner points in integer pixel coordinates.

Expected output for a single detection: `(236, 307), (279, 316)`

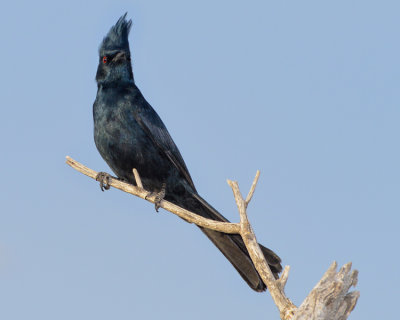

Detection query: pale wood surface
(66, 156), (359, 320)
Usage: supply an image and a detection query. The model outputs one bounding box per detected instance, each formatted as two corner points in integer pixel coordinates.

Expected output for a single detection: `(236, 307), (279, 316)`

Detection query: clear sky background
(0, 1), (398, 319)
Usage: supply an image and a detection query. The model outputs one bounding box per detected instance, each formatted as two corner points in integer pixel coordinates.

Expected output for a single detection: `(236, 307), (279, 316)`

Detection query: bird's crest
(99, 13), (132, 56)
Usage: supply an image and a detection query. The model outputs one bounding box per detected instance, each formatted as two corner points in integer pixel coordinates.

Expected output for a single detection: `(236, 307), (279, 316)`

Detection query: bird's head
(96, 13), (134, 86)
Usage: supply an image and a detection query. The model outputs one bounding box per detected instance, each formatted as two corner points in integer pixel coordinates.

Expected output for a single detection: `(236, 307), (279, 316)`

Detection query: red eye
(102, 56), (107, 64)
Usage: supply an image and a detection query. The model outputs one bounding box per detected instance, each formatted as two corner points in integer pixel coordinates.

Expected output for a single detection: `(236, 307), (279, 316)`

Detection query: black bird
(93, 13), (282, 292)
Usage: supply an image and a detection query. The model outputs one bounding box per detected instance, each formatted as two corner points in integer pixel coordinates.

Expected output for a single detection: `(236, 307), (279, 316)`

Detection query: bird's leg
(154, 183), (166, 212)
(145, 183), (166, 212)
(96, 172), (112, 191)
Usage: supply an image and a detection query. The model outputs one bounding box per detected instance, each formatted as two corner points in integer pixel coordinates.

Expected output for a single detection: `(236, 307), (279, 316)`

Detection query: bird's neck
(97, 78), (134, 89)
(97, 65), (135, 87)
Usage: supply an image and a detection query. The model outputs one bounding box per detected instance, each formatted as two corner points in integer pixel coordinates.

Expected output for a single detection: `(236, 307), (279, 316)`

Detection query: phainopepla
(93, 13), (282, 292)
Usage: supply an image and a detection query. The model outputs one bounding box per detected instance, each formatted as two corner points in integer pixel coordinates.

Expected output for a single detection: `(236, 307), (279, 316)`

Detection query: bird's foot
(154, 184), (166, 212)
(96, 172), (112, 191)
(145, 183), (166, 212)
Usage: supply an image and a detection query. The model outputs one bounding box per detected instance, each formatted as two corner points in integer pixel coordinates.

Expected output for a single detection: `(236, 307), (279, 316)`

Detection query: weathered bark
(293, 262), (359, 320)
(66, 156), (359, 319)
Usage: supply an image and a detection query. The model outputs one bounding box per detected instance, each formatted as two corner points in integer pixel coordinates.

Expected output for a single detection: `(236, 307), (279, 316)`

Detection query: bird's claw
(96, 172), (112, 191)
(154, 190), (166, 212)
(145, 183), (166, 212)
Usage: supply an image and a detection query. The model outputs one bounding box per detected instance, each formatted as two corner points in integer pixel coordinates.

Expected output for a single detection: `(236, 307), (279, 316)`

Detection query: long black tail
(172, 191), (282, 292)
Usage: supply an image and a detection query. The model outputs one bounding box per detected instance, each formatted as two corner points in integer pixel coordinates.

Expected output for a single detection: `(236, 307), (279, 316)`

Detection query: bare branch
(245, 170), (260, 207)
(132, 168), (143, 189)
(66, 156), (240, 234)
(66, 155), (359, 320)
(227, 179), (297, 320)
(227, 180), (248, 224)
(277, 266), (290, 291)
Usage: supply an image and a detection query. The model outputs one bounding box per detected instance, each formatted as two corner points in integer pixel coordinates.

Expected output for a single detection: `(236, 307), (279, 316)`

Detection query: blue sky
(0, 1), (399, 319)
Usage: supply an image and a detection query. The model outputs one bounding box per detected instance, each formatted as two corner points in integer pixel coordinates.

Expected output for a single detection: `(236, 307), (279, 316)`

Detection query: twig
(132, 168), (143, 189)
(277, 266), (290, 291)
(245, 170), (260, 207)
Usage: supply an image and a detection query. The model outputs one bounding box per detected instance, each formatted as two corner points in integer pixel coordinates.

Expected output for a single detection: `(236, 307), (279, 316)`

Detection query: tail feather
(185, 192), (282, 291)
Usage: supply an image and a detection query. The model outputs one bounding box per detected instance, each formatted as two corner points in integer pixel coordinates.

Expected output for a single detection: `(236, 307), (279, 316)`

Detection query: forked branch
(227, 176), (296, 320)
(66, 156), (359, 320)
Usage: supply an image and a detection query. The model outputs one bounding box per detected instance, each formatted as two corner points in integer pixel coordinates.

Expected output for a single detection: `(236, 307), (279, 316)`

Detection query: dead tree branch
(293, 262), (359, 320)
(66, 156), (239, 234)
(227, 177), (297, 319)
(66, 156), (359, 320)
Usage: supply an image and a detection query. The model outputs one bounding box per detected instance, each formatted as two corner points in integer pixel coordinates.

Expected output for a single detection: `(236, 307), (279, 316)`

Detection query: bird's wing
(132, 98), (197, 191)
